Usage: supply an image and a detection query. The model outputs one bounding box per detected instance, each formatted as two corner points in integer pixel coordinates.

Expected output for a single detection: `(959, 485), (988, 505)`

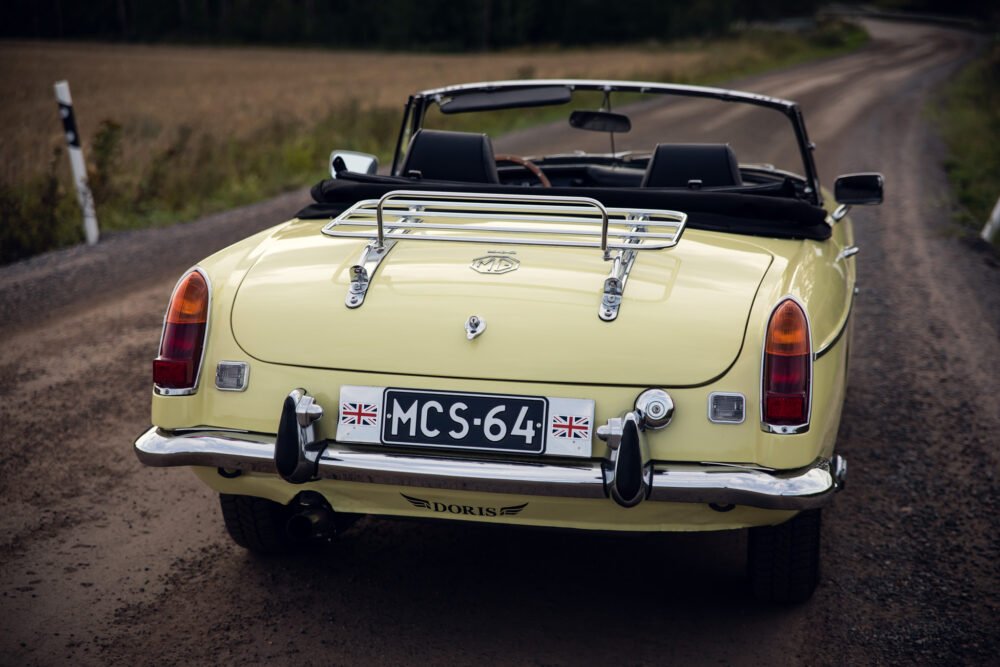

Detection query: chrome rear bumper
(134, 426), (844, 511)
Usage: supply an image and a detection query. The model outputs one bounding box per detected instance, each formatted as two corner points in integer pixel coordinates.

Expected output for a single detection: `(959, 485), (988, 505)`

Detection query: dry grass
(0, 40), (705, 184)
(0, 21), (867, 263)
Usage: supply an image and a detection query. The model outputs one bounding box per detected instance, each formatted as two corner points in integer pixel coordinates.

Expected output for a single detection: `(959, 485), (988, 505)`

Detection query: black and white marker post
(54, 80), (99, 245)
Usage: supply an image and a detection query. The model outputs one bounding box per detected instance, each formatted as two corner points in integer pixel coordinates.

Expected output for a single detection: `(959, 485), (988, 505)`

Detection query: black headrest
(641, 143), (742, 188)
(400, 129), (500, 184)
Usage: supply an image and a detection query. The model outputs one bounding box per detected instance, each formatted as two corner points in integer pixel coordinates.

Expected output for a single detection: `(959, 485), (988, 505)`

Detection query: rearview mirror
(330, 150), (378, 179)
(569, 110), (631, 133)
(834, 173), (883, 205)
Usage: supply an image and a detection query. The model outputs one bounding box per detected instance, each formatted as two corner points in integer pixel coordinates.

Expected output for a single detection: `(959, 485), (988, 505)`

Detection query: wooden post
(54, 80), (99, 246)
(981, 196), (1000, 244)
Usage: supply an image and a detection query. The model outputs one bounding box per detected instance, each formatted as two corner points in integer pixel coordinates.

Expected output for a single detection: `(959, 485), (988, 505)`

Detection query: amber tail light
(153, 269), (209, 392)
(762, 299), (811, 429)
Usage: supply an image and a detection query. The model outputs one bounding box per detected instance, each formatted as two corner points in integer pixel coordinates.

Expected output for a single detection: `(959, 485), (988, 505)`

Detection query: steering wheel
(494, 154), (551, 187)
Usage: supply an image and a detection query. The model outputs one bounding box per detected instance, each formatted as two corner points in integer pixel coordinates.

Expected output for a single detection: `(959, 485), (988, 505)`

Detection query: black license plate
(381, 389), (548, 454)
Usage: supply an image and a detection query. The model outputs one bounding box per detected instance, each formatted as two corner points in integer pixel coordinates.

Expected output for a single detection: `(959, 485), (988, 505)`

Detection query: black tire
(748, 509), (822, 603)
(219, 493), (295, 554)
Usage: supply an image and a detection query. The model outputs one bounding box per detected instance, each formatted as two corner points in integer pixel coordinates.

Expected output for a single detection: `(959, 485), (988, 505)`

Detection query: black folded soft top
(298, 172), (831, 241)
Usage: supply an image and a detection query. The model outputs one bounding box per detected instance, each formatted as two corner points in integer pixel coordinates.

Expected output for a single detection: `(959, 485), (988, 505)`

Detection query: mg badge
(470, 255), (519, 275)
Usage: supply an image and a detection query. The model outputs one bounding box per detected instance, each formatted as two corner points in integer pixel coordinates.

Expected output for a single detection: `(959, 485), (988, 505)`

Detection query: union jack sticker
(340, 402), (379, 426)
(550, 415), (591, 440)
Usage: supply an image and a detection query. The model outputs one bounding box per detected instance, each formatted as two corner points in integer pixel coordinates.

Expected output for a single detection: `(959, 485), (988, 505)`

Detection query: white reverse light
(708, 392), (745, 424)
(215, 361), (249, 391)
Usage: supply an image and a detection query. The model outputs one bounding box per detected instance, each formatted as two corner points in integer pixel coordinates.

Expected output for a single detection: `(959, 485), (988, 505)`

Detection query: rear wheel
(747, 509), (822, 603)
(219, 493), (296, 554)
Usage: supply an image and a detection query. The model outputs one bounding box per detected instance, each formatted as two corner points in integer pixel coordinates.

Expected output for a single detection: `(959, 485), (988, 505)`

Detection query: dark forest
(1, 0), (990, 50)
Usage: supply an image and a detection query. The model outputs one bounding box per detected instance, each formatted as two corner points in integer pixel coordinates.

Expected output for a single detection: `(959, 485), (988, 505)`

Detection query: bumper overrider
(135, 388), (846, 511)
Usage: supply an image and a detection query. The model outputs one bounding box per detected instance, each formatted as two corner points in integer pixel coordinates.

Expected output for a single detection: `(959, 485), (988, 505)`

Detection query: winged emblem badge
(401, 493), (527, 517)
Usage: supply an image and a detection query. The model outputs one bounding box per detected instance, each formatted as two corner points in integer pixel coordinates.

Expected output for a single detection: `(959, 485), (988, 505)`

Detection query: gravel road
(1, 18), (997, 666)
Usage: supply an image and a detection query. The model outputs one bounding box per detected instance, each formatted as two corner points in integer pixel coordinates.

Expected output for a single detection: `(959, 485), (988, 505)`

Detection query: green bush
(0, 148), (81, 264)
(937, 41), (1000, 241)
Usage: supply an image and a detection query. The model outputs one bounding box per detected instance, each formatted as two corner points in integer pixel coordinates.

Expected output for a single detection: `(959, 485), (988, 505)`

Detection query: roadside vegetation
(0, 19), (866, 264)
(936, 39), (1000, 244)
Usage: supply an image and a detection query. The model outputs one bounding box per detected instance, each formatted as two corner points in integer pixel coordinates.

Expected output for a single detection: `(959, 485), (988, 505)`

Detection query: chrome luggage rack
(322, 190), (687, 321)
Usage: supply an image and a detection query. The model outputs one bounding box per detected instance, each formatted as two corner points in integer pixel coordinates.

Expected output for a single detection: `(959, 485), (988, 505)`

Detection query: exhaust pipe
(286, 507), (333, 541)
(286, 491), (335, 541)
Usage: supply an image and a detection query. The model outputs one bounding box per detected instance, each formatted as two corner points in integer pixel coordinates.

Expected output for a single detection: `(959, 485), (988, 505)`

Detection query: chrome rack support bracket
(345, 207), (422, 309)
(346, 239), (396, 308)
(600, 271), (624, 321)
(599, 215), (645, 322)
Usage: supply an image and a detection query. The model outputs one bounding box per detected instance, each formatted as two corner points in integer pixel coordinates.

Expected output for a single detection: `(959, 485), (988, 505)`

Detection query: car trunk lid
(231, 225), (772, 387)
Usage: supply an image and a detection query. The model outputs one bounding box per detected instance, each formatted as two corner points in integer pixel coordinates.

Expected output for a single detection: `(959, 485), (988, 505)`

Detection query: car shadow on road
(184, 518), (805, 663)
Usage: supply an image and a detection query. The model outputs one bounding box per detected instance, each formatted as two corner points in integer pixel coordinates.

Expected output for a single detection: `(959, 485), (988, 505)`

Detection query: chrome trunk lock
(465, 315), (487, 340)
(275, 388), (326, 484)
(599, 389), (674, 508)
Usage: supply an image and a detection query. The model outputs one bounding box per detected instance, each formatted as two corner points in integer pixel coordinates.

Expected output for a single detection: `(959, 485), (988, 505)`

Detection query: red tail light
(153, 269), (209, 393)
(762, 298), (811, 431)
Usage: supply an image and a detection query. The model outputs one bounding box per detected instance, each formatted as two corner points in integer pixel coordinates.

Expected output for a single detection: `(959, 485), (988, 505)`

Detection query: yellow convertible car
(135, 80), (882, 603)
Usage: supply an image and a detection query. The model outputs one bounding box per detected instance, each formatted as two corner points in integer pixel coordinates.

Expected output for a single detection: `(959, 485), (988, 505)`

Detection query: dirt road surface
(1, 19), (997, 666)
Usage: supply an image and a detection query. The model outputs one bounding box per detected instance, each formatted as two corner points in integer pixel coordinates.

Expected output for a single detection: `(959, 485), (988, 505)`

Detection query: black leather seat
(641, 143), (742, 188)
(400, 129), (500, 184)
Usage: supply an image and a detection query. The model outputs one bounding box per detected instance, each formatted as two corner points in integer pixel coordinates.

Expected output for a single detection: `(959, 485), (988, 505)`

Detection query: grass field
(936, 40), (1000, 245)
(0, 20), (866, 263)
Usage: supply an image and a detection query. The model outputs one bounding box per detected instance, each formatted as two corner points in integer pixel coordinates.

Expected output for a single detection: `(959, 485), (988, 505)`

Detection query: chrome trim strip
(172, 426), (251, 434)
(153, 267), (211, 397)
(415, 79), (799, 112)
(698, 461), (774, 472)
(134, 427), (840, 510)
(761, 422), (810, 435)
(154, 385), (201, 397)
(836, 245), (860, 261)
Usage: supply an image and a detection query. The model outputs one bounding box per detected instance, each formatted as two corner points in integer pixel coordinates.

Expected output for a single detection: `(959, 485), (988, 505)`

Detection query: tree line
(0, 0), (989, 50)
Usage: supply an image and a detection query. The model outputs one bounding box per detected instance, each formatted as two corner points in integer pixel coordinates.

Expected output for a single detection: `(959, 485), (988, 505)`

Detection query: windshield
(324, 83), (829, 239)
(419, 88), (808, 180)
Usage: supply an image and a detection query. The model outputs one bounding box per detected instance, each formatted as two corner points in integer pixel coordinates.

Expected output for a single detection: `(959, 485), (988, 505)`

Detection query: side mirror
(329, 150), (378, 179)
(569, 110), (632, 133)
(835, 172), (883, 205)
